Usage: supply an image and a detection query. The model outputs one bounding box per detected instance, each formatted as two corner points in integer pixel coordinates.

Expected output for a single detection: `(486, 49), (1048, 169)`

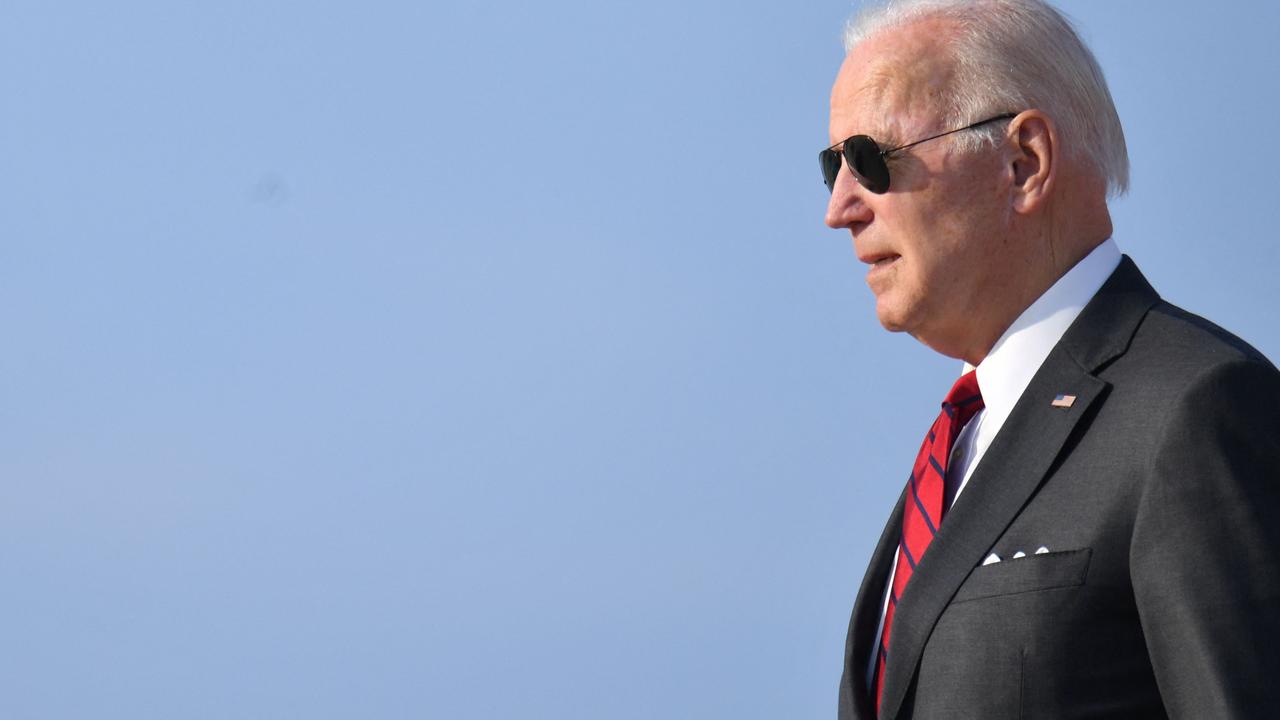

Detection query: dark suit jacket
(838, 258), (1280, 719)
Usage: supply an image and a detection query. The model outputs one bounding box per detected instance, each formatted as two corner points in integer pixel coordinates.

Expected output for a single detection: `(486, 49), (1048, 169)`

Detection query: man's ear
(1007, 110), (1057, 214)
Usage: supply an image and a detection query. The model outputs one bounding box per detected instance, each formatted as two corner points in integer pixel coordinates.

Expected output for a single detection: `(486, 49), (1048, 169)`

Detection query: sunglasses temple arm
(883, 113), (1017, 156)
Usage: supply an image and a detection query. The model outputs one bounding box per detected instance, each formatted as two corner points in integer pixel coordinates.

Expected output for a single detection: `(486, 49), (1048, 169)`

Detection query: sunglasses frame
(820, 113), (1017, 194)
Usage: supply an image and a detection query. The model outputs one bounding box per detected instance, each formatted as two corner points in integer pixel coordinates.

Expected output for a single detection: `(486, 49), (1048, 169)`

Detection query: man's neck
(958, 233), (1110, 366)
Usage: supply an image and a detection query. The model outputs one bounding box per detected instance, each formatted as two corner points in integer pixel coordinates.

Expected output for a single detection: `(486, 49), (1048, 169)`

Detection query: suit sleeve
(1131, 358), (1280, 718)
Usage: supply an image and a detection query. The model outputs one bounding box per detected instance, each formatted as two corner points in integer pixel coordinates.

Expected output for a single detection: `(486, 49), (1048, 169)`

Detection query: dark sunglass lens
(819, 149), (842, 192)
(845, 136), (891, 194)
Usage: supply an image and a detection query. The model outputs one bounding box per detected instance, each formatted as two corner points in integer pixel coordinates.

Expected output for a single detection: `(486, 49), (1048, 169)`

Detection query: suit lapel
(842, 487), (906, 720)
(876, 256), (1160, 720)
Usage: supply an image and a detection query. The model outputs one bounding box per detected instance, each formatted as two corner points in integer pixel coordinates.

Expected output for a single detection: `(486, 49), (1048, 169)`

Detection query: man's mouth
(864, 254), (900, 283)
(861, 253), (900, 268)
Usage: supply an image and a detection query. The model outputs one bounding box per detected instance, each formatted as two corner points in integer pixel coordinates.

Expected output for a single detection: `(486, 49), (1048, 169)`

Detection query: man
(820, 1), (1280, 718)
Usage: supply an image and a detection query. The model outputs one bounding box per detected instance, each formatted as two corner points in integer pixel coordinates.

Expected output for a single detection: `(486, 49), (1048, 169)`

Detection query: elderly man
(821, 1), (1280, 718)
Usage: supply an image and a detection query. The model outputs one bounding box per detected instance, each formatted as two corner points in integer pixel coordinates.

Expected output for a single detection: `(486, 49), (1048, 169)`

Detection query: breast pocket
(952, 548), (1092, 604)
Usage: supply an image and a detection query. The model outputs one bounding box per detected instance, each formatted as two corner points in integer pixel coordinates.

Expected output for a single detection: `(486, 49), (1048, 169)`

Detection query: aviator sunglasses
(819, 113), (1016, 194)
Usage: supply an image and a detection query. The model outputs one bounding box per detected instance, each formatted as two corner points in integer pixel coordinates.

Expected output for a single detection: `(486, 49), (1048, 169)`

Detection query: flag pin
(1051, 394), (1077, 408)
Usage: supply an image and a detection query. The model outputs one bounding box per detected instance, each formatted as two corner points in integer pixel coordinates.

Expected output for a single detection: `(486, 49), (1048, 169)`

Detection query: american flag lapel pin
(1051, 394), (1077, 408)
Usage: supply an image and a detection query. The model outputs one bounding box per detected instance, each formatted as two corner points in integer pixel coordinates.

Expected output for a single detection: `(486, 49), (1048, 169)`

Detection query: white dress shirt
(865, 239), (1123, 685)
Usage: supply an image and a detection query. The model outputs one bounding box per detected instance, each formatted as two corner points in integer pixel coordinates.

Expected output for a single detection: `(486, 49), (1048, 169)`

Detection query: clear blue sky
(2, 1), (1277, 717)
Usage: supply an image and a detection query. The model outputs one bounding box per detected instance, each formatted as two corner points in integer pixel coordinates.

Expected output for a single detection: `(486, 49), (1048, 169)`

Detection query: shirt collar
(963, 238), (1123, 425)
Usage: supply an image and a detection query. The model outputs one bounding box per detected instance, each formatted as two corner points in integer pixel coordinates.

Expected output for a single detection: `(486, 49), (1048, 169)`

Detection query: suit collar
(1058, 255), (1161, 373)
(871, 256), (1160, 720)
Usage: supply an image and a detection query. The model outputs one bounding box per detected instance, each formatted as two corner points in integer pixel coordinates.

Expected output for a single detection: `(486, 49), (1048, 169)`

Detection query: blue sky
(2, 1), (1277, 717)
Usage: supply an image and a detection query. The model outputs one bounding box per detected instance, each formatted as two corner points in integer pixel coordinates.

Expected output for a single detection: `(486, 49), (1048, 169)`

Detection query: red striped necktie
(874, 370), (985, 713)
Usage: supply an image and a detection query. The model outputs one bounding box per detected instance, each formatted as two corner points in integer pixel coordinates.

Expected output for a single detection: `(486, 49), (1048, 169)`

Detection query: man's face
(825, 22), (1015, 357)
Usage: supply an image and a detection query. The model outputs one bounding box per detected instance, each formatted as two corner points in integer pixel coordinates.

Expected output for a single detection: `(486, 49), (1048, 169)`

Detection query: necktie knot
(942, 370), (985, 429)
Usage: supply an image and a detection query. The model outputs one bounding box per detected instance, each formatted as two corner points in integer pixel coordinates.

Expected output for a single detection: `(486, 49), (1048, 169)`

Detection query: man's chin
(878, 317), (909, 333)
(874, 300), (912, 333)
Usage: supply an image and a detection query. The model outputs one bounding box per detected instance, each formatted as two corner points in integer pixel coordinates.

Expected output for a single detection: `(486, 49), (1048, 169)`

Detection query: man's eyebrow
(875, 127), (903, 148)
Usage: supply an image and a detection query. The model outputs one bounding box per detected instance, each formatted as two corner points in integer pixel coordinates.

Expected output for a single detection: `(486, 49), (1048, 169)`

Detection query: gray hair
(844, 0), (1129, 197)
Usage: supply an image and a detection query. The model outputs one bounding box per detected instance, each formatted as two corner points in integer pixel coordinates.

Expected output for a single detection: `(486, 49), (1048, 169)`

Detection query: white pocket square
(983, 546), (1051, 566)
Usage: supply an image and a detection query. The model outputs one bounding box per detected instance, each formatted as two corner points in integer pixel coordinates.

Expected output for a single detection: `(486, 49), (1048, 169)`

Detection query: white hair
(844, 0), (1129, 197)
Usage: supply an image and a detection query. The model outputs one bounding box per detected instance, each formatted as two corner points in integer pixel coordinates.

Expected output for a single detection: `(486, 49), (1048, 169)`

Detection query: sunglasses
(819, 113), (1016, 194)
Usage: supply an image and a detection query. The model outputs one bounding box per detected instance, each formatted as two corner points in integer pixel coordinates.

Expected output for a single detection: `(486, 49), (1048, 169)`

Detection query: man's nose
(825, 167), (872, 229)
